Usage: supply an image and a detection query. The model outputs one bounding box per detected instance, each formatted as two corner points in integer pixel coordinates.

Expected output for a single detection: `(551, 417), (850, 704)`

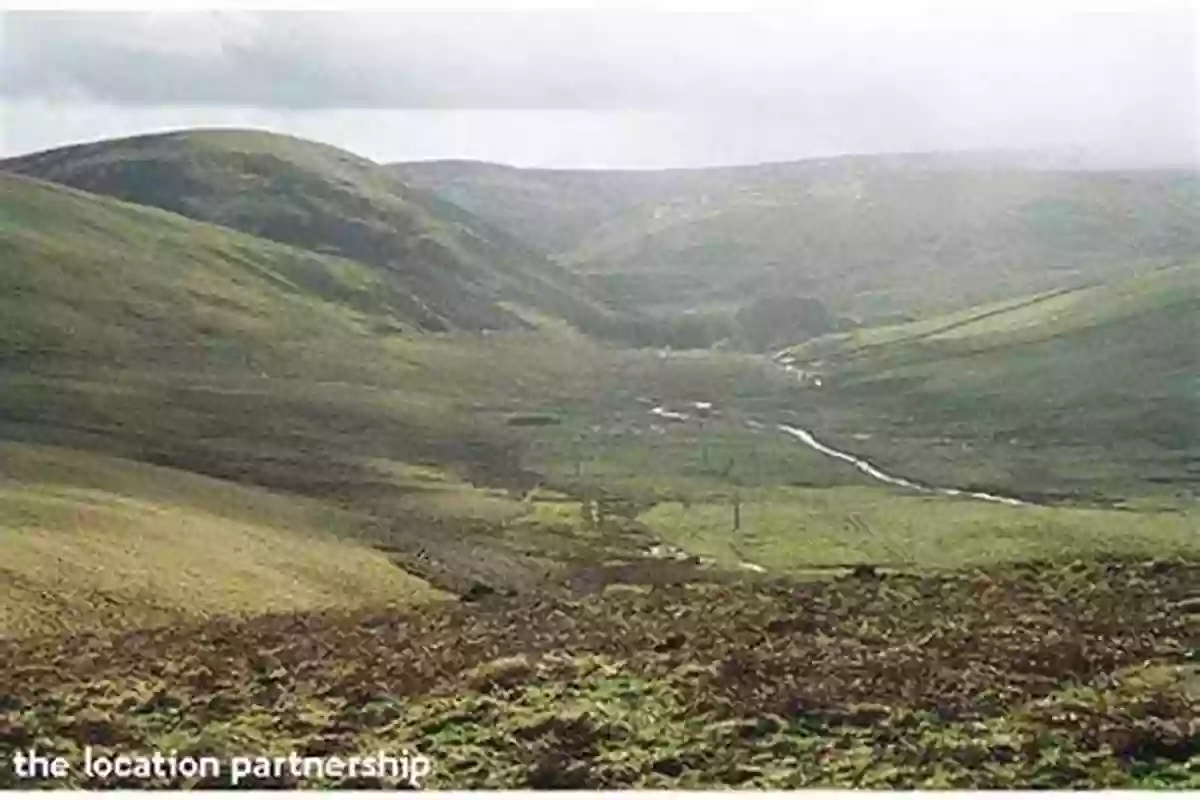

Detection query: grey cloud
(1, 10), (1195, 167)
(2, 12), (654, 108)
(3, 11), (1195, 111)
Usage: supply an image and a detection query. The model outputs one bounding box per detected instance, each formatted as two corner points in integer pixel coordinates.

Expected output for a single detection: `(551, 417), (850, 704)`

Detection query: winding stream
(777, 424), (1028, 507)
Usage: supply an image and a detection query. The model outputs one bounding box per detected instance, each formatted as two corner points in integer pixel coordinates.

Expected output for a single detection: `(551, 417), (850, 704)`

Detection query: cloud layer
(2, 11), (1196, 167)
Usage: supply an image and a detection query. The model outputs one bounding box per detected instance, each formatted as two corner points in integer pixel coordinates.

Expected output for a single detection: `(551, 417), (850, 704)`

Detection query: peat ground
(2, 558), (1196, 789)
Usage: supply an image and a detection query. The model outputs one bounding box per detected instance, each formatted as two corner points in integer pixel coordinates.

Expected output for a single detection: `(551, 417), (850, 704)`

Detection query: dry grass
(0, 442), (444, 638)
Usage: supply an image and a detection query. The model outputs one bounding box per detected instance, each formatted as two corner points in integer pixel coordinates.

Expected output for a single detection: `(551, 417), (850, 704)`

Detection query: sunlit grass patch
(639, 486), (1200, 572)
(0, 443), (444, 638)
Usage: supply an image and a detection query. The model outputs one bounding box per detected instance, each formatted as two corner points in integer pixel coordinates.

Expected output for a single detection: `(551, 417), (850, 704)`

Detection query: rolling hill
(0, 169), (435, 373)
(0, 169), (578, 604)
(0, 129), (628, 337)
(0, 168), (813, 606)
(779, 261), (1200, 502)
(393, 154), (1200, 328)
(0, 169), (529, 622)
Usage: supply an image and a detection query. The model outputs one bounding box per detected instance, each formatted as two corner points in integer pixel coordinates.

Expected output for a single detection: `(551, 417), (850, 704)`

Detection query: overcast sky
(1, 9), (1196, 168)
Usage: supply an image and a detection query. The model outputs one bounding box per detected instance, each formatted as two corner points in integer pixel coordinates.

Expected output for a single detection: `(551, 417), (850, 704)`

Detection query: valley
(1, 129), (1197, 789)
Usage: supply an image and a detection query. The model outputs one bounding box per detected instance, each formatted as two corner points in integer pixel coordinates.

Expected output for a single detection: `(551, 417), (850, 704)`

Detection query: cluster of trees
(599, 292), (848, 352)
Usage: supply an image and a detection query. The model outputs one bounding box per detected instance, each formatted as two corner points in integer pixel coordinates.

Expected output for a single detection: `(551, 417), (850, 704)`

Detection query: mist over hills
(9, 128), (1196, 351)
(393, 151), (1200, 334)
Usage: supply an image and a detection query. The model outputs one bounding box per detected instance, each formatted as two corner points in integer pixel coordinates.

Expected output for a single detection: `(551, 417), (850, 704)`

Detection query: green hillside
(0, 171), (540, 593)
(1, 129), (627, 337)
(393, 155), (1200, 327)
(0, 169), (818, 599)
(781, 262), (1200, 502)
(0, 170), (432, 372)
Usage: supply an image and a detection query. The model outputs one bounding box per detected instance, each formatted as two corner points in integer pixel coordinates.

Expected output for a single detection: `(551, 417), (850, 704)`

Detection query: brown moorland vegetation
(2, 559), (1196, 789)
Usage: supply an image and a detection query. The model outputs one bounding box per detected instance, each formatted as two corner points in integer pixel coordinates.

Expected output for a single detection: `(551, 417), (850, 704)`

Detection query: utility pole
(720, 455), (740, 532)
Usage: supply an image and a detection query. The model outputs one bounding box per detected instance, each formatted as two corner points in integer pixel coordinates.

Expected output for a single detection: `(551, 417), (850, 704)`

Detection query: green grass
(1, 128), (629, 337)
(0, 170), (428, 372)
(639, 486), (1200, 572)
(0, 174), (816, 599)
(523, 414), (871, 503)
(779, 262), (1200, 503)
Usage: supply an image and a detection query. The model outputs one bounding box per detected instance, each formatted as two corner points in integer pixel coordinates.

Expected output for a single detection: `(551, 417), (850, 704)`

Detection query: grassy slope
(641, 486), (1198, 573)
(0, 173), (470, 633)
(0, 172), (511, 592)
(393, 155), (1200, 322)
(1, 129), (626, 336)
(0, 170), (830, 599)
(781, 262), (1200, 502)
(0, 170), (431, 372)
(0, 441), (444, 638)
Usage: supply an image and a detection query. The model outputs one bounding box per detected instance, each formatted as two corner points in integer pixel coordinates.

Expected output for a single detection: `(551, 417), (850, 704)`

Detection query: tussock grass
(3, 560), (1196, 788)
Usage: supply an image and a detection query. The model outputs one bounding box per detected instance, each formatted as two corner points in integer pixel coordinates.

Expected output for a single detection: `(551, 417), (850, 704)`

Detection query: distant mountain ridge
(392, 150), (1200, 324)
(6, 128), (1196, 343)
